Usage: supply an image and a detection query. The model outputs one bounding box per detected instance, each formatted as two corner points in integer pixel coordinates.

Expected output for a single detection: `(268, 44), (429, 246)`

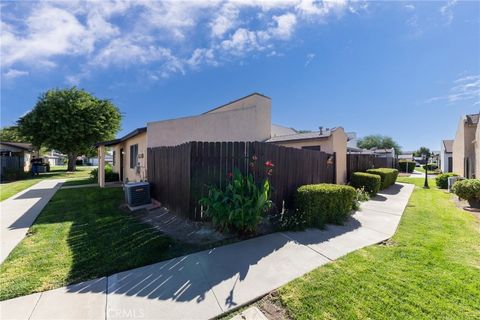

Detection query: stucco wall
(111, 132), (147, 182)
(452, 116), (477, 178)
(270, 128), (348, 184)
(147, 94), (271, 148)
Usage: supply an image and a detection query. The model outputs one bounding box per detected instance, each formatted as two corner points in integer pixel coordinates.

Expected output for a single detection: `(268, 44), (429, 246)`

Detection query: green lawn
(277, 178), (480, 319)
(0, 166), (94, 201)
(0, 187), (195, 301)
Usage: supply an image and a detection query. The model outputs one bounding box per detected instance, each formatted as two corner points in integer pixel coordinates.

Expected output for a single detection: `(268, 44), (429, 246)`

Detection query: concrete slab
(106, 255), (222, 320)
(1, 179), (64, 263)
(30, 277), (106, 320)
(195, 233), (329, 312)
(350, 210), (402, 236)
(230, 307), (268, 320)
(0, 292), (41, 320)
(284, 225), (388, 260)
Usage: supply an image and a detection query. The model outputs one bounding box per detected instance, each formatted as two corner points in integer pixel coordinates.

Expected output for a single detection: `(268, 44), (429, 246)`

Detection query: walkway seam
(27, 292), (42, 320)
(196, 259), (224, 314)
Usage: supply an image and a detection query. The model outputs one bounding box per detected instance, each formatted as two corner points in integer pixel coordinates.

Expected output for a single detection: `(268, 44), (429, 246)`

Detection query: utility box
(124, 182), (151, 208)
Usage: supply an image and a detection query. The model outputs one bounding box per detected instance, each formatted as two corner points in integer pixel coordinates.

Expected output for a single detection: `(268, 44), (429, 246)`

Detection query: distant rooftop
(0, 141), (33, 151)
(466, 113), (479, 125)
(266, 128), (336, 143)
(442, 139), (453, 153)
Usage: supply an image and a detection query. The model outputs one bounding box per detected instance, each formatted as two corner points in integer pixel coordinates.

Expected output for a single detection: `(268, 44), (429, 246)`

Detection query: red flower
(265, 161), (274, 168)
(227, 172), (233, 178)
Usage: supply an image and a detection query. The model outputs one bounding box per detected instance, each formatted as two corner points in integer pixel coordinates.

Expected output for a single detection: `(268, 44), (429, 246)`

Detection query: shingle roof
(0, 141), (33, 151)
(442, 139), (453, 153)
(466, 113), (479, 125)
(95, 127), (147, 147)
(266, 129), (333, 143)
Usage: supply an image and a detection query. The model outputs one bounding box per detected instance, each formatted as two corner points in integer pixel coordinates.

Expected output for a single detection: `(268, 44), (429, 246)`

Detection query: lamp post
(423, 153), (430, 189)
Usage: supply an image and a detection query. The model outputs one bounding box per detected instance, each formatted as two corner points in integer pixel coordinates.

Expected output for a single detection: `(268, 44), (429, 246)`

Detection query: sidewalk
(1, 183), (414, 320)
(0, 179), (65, 264)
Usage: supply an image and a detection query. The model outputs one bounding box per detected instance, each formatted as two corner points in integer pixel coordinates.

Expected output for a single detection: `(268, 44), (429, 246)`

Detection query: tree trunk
(67, 153), (77, 171)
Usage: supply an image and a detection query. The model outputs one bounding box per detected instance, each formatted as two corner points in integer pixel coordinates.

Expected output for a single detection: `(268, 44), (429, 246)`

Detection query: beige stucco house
(96, 93), (348, 186)
(452, 113), (479, 178)
(266, 127), (348, 184)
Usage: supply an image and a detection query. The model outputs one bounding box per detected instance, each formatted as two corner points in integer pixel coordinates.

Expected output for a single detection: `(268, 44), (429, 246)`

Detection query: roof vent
(319, 126), (323, 135)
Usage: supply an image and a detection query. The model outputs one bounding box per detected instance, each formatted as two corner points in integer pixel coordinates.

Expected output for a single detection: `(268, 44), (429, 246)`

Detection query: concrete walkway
(1, 179), (65, 264)
(1, 183), (414, 320)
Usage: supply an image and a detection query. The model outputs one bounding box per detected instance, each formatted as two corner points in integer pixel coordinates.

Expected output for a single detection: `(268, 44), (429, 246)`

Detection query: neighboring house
(96, 93), (349, 185)
(266, 127), (348, 183)
(0, 142), (35, 173)
(398, 152), (414, 161)
(452, 113), (479, 178)
(44, 150), (66, 166)
(346, 132), (363, 153)
(439, 140), (453, 173)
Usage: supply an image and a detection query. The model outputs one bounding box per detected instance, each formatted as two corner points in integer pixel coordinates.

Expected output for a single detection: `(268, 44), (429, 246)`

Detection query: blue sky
(1, 0), (479, 151)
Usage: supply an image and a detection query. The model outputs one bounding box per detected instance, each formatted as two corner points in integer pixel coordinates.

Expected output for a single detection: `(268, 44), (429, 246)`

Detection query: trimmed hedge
(423, 163), (438, 171)
(398, 160), (416, 173)
(366, 168), (398, 189)
(350, 172), (381, 196)
(90, 164), (120, 182)
(295, 184), (356, 228)
(435, 173), (459, 189)
(451, 179), (480, 200)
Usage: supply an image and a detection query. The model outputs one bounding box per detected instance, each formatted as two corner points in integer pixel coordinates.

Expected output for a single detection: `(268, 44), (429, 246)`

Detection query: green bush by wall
(295, 184), (356, 229)
(398, 160), (416, 173)
(423, 163), (438, 171)
(435, 173), (459, 189)
(90, 164), (120, 182)
(350, 172), (381, 195)
(366, 168), (398, 189)
(451, 179), (480, 201)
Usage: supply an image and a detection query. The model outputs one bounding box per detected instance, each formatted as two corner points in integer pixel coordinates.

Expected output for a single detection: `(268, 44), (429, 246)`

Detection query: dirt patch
(129, 206), (234, 246)
(255, 292), (292, 320)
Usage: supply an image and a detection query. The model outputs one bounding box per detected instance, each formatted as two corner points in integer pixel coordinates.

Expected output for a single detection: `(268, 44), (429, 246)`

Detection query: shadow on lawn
(59, 189), (371, 312)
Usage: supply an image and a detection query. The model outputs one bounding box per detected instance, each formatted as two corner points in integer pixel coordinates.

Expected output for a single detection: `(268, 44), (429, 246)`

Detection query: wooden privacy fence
(346, 154), (398, 181)
(148, 141), (336, 220)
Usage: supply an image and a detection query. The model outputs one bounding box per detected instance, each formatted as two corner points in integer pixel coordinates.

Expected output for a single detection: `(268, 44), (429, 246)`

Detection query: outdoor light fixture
(327, 155), (334, 165)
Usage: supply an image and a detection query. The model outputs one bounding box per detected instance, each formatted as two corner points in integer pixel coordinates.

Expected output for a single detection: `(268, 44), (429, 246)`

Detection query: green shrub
(295, 184), (356, 228)
(90, 164), (119, 182)
(199, 169), (272, 234)
(366, 168), (398, 189)
(436, 173), (459, 189)
(398, 160), (416, 173)
(423, 163), (438, 171)
(451, 179), (480, 200)
(350, 172), (381, 195)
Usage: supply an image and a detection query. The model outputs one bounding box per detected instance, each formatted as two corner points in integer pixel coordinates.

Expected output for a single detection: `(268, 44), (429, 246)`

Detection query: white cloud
(0, 0), (362, 81)
(404, 4), (415, 11)
(305, 53), (315, 67)
(425, 74), (480, 105)
(3, 68), (29, 79)
(440, 0), (458, 25)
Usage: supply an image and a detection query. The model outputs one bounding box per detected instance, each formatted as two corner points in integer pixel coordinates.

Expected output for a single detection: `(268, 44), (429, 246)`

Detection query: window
(112, 150), (116, 166)
(130, 144), (138, 168)
(301, 145), (321, 151)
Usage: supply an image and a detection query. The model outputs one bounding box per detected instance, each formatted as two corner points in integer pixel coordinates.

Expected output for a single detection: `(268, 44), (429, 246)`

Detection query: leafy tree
(0, 126), (25, 142)
(357, 135), (402, 155)
(18, 87), (121, 171)
(414, 147), (431, 158)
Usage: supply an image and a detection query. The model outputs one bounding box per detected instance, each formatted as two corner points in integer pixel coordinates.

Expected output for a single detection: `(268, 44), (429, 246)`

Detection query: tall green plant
(200, 163), (273, 234)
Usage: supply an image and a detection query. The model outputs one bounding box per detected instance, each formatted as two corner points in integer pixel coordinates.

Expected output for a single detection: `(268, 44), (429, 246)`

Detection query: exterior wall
(476, 124), (480, 178)
(452, 118), (465, 176)
(147, 94), (271, 148)
(111, 132), (148, 182)
(452, 116), (477, 178)
(270, 127), (348, 184)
